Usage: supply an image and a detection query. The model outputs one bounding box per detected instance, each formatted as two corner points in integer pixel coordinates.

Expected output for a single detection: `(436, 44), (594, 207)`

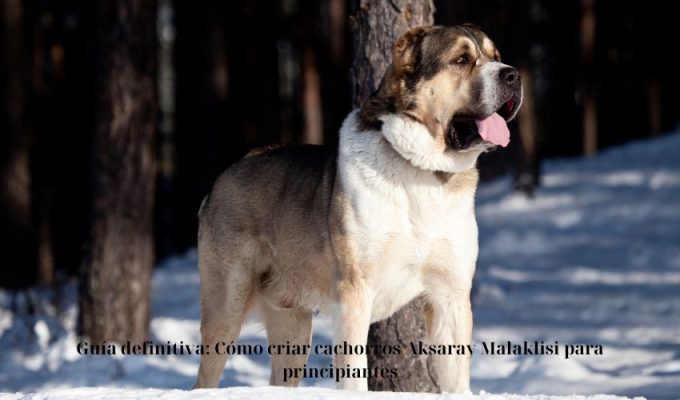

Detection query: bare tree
(80, 0), (157, 345)
(349, 0), (439, 392)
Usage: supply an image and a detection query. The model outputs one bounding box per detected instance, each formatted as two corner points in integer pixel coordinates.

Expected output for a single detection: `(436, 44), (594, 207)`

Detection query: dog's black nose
(499, 67), (520, 85)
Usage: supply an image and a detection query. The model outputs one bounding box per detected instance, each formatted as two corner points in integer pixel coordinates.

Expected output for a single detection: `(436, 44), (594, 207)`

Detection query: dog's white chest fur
(338, 111), (479, 321)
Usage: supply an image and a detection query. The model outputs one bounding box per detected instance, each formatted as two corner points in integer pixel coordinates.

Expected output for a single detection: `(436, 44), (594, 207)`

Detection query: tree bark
(349, 0), (438, 392)
(80, 0), (157, 345)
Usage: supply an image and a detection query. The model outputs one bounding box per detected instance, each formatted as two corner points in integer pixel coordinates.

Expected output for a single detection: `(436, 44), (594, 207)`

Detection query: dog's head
(358, 24), (523, 173)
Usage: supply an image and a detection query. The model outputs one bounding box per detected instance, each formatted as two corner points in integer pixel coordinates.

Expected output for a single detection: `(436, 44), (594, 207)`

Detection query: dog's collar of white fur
(378, 113), (484, 173)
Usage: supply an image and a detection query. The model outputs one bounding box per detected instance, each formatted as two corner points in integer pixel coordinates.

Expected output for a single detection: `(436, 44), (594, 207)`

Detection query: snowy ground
(1, 133), (679, 400)
(0, 387), (645, 400)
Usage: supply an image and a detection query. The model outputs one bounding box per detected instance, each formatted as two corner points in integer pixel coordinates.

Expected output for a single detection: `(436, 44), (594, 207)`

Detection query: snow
(0, 387), (644, 400)
(2, 133), (680, 400)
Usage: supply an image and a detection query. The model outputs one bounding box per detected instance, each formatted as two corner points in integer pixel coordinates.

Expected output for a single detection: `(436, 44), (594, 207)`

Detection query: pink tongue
(475, 112), (510, 147)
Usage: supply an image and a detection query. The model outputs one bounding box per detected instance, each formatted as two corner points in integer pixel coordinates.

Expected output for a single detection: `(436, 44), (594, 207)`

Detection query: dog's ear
(392, 26), (431, 76)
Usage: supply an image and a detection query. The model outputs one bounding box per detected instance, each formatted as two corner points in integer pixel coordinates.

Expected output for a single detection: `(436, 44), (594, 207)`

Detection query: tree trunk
(302, 45), (324, 144)
(80, 0), (157, 345)
(172, 0), (228, 254)
(515, 63), (540, 197)
(349, 0), (438, 392)
(0, 0), (37, 288)
(580, 0), (597, 156)
(646, 78), (661, 137)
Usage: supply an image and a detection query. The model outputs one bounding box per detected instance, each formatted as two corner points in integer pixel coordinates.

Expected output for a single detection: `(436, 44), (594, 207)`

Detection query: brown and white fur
(193, 24), (522, 393)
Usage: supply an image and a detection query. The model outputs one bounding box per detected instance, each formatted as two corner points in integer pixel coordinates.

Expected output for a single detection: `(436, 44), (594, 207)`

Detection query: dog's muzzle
(447, 64), (523, 150)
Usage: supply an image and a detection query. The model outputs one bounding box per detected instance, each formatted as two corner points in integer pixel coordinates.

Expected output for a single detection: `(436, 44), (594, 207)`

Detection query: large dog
(193, 24), (522, 392)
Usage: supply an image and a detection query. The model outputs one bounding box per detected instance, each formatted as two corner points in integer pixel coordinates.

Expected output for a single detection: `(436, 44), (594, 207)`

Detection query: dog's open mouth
(448, 97), (518, 150)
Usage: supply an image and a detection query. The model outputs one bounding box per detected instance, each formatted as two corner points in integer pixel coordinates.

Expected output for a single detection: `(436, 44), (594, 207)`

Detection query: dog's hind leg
(263, 304), (312, 387)
(193, 243), (254, 389)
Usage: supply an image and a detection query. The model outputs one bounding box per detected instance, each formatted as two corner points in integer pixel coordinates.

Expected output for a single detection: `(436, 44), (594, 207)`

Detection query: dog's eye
(453, 54), (470, 65)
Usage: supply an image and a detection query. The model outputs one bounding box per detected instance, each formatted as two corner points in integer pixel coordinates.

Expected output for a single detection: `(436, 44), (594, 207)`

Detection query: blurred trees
(1, 0), (35, 288)
(171, 0), (351, 255)
(0, 0), (678, 319)
(1, 0), (94, 288)
(581, 0), (597, 156)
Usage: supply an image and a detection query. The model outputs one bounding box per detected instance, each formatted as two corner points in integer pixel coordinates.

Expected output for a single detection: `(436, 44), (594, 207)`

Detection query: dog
(193, 24), (522, 392)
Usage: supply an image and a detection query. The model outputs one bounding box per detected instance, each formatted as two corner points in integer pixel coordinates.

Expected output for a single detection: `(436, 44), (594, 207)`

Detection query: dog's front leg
(333, 281), (372, 391)
(426, 286), (473, 393)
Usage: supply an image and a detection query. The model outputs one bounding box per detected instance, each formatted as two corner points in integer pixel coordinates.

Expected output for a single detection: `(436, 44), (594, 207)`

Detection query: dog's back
(200, 145), (336, 236)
